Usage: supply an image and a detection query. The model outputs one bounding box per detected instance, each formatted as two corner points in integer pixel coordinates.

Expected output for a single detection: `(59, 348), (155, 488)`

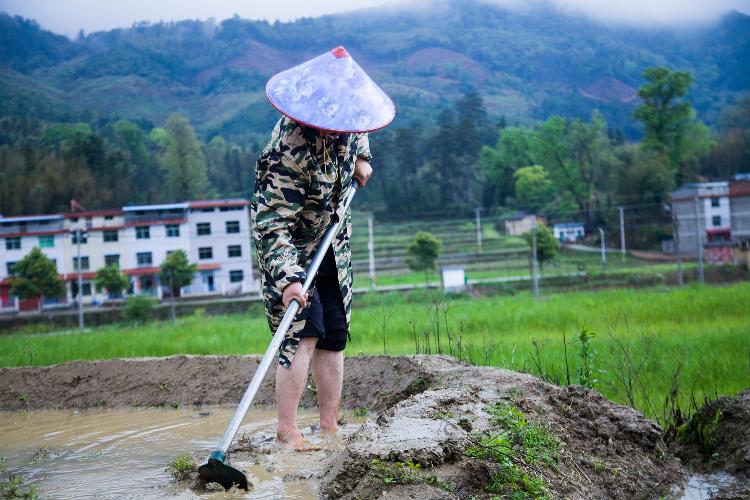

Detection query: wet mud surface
(1, 355), (748, 498)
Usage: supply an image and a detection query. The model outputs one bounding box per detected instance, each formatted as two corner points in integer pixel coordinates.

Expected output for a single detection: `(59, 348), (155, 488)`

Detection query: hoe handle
(213, 180), (359, 457)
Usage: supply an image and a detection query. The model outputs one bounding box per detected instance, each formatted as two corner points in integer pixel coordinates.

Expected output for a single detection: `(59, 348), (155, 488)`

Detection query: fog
(0, 0), (748, 36)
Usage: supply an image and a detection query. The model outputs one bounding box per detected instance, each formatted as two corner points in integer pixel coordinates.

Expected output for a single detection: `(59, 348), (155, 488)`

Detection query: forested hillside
(0, 1), (749, 225)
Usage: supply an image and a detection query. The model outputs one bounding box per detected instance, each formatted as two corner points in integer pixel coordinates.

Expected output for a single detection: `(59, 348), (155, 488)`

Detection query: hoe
(198, 181), (359, 490)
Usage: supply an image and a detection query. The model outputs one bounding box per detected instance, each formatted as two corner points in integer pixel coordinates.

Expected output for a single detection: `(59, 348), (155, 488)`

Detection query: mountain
(1, 1), (748, 142)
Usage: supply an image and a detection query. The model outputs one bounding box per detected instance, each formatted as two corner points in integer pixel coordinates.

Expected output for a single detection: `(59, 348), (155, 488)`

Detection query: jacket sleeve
(253, 152), (309, 291)
(355, 133), (372, 161)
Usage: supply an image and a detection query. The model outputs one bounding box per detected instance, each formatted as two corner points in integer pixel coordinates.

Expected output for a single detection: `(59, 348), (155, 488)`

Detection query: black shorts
(294, 247), (348, 351)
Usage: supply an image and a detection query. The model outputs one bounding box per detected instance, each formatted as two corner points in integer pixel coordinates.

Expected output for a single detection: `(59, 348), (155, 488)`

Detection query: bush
(123, 295), (157, 324)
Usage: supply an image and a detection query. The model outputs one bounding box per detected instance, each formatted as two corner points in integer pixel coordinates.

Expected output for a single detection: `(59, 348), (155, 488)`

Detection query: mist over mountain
(1, 0), (748, 142)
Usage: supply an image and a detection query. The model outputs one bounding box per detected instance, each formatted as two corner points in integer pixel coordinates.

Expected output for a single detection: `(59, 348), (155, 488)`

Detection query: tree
(523, 223), (558, 271)
(10, 247), (64, 313)
(479, 127), (537, 206)
(513, 165), (554, 212)
(160, 115), (212, 201)
(94, 264), (130, 299)
(159, 250), (197, 322)
(633, 67), (711, 182)
(406, 231), (442, 274)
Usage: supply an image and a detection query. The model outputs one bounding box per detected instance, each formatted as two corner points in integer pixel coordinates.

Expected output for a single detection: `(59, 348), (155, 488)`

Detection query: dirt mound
(671, 389), (750, 479)
(321, 363), (684, 499)
(0, 355), (442, 411)
(1, 355), (690, 497)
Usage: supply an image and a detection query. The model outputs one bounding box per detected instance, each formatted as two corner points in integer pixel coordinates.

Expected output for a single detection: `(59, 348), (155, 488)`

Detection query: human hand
(354, 157), (372, 187)
(282, 281), (308, 308)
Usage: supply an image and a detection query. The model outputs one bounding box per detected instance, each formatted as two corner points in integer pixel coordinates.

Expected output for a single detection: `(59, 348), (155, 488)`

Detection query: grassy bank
(1, 283), (748, 423)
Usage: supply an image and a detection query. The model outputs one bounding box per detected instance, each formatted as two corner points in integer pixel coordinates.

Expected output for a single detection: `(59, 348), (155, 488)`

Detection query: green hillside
(1, 2), (748, 143)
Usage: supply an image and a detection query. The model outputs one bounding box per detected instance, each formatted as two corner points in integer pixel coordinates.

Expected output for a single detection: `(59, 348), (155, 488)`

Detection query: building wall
(731, 195), (750, 239)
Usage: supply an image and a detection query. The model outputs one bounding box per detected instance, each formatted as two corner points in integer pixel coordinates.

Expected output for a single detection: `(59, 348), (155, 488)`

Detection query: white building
(504, 213), (545, 236)
(671, 182), (732, 256)
(0, 199), (258, 312)
(553, 222), (585, 242)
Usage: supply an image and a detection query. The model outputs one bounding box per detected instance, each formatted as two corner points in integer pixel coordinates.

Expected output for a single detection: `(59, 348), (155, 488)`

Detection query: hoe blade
(198, 457), (249, 491)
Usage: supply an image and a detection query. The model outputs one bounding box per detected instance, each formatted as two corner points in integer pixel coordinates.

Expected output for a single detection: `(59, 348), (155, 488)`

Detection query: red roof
(65, 209), (123, 218)
(1, 229), (67, 238)
(123, 263), (221, 276)
(197, 263), (221, 271)
(64, 272), (98, 281)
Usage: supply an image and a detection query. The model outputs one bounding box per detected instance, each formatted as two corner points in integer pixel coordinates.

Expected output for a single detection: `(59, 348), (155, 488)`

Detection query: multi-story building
(671, 178), (750, 263)
(0, 199), (258, 312)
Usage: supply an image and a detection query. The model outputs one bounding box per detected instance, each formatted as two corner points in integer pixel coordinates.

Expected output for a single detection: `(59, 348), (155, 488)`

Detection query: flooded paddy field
(0, 406), (360, 498)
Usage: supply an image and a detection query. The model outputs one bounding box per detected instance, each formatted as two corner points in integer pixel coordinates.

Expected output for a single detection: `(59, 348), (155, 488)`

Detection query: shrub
(123, 295), (157, 324)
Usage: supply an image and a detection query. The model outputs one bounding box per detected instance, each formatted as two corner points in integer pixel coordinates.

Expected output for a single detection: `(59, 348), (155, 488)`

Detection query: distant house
(670, 177), (750, 264)
(0, 199), (259, 312)
(553, 222), (585, 242)
(504, 213), (545, 236)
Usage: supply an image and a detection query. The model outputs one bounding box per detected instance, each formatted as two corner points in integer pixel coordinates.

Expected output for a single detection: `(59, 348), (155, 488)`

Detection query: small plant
(465, 403), (561, 498)
(369, 458), (452, 492)
(123, 295), (157, 324)
(32, 448), (50, 464)
(405, 231), (442, 275)
(352, 407), (369, 418)
(0, 473), (37, 499)
(575, 328), (597, 388)
(167, 454), (197, 481)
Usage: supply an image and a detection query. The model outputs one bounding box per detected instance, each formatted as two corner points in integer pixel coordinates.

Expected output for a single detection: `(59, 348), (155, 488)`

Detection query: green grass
(1, 283), (748, 422)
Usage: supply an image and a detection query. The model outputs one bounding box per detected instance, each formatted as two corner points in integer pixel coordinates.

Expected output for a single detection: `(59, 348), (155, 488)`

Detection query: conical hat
(266, 46), (395, 133)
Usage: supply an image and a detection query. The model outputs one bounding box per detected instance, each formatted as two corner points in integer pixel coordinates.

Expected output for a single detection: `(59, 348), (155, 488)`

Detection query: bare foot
(320, 423), (339, 434)
(276, 429), (322, 452)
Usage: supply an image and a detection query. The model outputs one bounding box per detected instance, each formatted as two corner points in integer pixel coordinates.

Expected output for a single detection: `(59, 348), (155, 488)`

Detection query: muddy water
(0, 407), (360, 499)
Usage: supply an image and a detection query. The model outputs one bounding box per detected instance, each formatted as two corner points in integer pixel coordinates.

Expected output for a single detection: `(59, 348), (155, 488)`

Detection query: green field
(2, 283), (748, 424)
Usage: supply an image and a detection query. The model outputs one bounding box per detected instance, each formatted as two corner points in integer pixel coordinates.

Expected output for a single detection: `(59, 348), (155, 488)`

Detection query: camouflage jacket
(251, 116), (371, 368)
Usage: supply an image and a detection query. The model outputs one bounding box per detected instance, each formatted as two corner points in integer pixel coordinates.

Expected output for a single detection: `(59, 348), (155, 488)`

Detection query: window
(711, 198), (720, 208)
(135, 226), (150, 239)
(228, 245), (242, 258)
(103, 230), (119, 242)
(220, 206), (243, 212)
(73, 256), (90, 271)
(712, 215), (722, 227)
(38, 235), (54, 248)
(71, 231), (87, 244)
(166, 224), (180, 237)
(136, 252), (153, 267)
(197, 223), (211, 236)
(6, 262), (17, 276)
(200, 207), (215, 213)
(105, 215), (114, 220)
(5, 237), (21, 250)
(104, 254), (120, 267)
(82, 283), (92, 296)
(230, 270), (244, 283)
(198, 247), (213, 259)
(226, 220), (240, 234)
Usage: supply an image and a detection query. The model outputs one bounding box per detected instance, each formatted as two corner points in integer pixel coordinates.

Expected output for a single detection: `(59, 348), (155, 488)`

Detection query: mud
(670, 390), (750, 499)
(1, 355), (746, 498)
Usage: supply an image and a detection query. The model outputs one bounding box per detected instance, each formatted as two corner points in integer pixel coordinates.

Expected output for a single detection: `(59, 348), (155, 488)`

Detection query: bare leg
(310, 348), (344, 431)
(276, 337), (318, 449)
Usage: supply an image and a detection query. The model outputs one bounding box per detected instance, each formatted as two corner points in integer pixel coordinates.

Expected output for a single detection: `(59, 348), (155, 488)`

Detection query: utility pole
(475, 207), (482, 253)
(672, 207), (683, 286)
(74, 228), (86, 331)
(693, 196), (705, 284)
(531, 216), (540, 297)
(618, 206), (626, 262)
(598, 227), (607, 272)
(367, 214), (376, 289)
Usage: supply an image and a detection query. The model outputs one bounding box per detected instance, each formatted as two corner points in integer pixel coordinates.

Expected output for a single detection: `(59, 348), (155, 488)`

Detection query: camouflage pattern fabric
(251, 116), (371, 368)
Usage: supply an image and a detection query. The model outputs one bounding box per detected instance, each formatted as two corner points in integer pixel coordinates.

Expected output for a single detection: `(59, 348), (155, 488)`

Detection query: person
(251, 46), (395, 449)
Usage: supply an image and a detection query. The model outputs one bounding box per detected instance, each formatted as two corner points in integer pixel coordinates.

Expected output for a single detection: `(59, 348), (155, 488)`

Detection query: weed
(31, 448), (50, 464)
(574, 328), (597, 388)
(369, 458), (452, 492)
(18, 393), (29, 404)
(166, 454), (196, 481)
(590, 456), (605, 473)
(0, 473), (37, 499)
(158, 383), (173, 392)
(352, 407), (369, 418)
(171, 402), (179, 409)
(465, 403), (561, 498)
